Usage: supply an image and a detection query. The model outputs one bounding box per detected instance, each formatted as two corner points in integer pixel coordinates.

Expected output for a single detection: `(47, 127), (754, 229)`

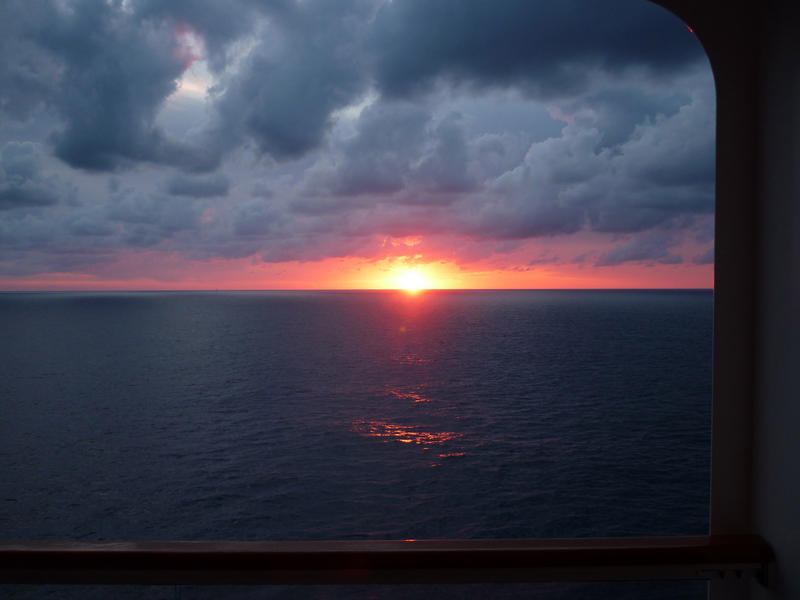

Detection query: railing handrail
(0, 534), (772, 585)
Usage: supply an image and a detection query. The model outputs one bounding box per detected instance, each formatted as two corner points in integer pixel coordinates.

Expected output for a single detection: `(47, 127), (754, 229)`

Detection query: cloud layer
(0, 0), (714, 284)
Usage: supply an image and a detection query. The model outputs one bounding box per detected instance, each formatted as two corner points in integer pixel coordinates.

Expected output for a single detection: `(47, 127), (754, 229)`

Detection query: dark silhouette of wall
(656, 1), (800, 598)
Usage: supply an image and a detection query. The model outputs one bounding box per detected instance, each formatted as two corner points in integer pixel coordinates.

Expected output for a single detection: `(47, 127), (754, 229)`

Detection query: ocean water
(0, 290), (712, 598)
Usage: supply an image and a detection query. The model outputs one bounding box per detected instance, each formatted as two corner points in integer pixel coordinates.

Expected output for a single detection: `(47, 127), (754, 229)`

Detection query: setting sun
(394, 269), (430, 291)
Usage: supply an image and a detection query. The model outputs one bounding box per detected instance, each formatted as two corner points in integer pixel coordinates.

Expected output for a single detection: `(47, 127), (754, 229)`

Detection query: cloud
(233, 199), (281, 236)
(693, 246), (714, 265)
(67, 216), (114, 237)
(1, 0), (218, 172)
(1, 0), (710, 177)
(48, 1), (221, 172)
(107, 189), (203, 247)
(414, 112), (475, 193)
(596, 231), (683, 266)
(211, 0), (374, 161)
(205, 68), (714, 268)
(0, 0), (717, 281)
(305, 102), (431, 198)
(528, 254), (559, 266)
(301, 101), (476, 202)
(132, 0), (264, 73)
(464, 70), (714, 241)
(553, 87), (690, 149)
(0, 181), (59, 211)
(0, 142), (72, 210)
(371, 0), (705, 99)
(166, 173), (229, 197)
(0, 1), (60, 120)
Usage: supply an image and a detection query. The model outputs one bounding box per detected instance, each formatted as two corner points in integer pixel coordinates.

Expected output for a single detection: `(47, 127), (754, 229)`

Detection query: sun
(394, 269), (430, 292)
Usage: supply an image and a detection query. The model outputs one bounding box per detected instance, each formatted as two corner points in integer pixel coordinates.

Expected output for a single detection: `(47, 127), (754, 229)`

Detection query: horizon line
(0, 287), (714, 293)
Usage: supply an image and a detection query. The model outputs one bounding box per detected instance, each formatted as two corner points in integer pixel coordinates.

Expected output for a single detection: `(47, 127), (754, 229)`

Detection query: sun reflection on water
(387, 389), (431, 403)
(351, 420), (462, 449)
(395, 354), (430, 365)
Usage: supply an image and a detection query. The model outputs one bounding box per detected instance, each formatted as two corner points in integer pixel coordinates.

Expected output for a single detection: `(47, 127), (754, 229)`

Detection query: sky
(0, 0), (715, 290)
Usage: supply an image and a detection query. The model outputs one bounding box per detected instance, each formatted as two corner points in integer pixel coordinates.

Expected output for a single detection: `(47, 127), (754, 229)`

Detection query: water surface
(0, 290), (712, 598)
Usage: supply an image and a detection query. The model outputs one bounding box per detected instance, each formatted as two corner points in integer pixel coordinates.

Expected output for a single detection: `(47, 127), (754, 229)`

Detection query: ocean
(0, 290), (712, 599)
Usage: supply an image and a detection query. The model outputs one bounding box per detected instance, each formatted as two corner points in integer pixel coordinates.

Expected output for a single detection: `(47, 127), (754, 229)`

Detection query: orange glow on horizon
(0, 241), (714, 291)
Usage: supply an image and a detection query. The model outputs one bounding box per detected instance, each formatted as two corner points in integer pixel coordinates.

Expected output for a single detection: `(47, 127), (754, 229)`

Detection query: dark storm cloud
(0, 248), (117, 277)
(251, 182), (273, 198)
(469, 74), (713, 242)
(0, 183), (59, 211)
(0, 0), (708, 173)
(308, 102), (431, 198)
(280, 67), (713, 263)
(0, 142), (72, 210)
(166, 173), (229, 197)
(233, 199), (283, 237)
(107, 189), (203, 247)
(414, 112), (475, 193)
(555, 87), (690, 149)
(0, 0), (218, 172)
(595, 231), (682, 266)
(43, 0), (219, 171)
(132, 0), (265, 73)
(0, 2), (61, 120)
(371, 0), (704, 98)
(0, 0), (362, 171)
(302, 102), (475, 201)
(1, 143), (42, 184)
(468, 191), (585, 239)
(67, 215), (115, 237)
(211, 0), (374, 161)
(0, 212), (56, 252)
(0, 0), (716, 278)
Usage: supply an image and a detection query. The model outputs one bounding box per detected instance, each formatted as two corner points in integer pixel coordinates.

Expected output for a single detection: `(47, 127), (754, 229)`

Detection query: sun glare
(394, 269), (429, 292)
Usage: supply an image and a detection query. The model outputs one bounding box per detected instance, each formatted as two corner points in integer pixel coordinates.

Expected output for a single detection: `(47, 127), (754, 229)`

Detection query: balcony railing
(0, 535), (771, 586)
